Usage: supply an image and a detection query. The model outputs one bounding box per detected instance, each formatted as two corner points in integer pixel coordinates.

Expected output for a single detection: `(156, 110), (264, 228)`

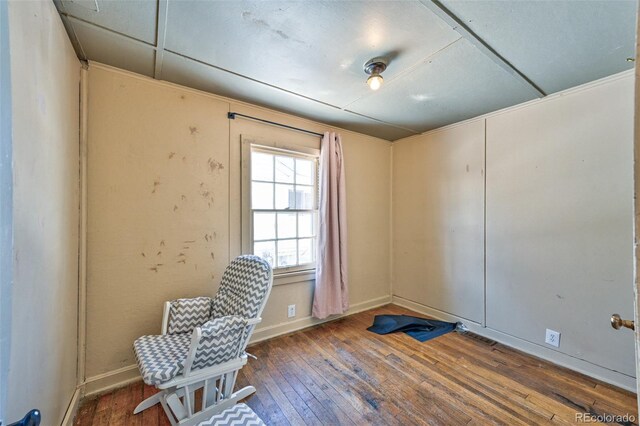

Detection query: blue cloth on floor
(367, 314), (457, 342)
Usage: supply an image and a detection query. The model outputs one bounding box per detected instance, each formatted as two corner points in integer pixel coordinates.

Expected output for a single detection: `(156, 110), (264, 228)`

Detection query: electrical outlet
(287, 304), (296, 318)
(545, 329), (560, 347)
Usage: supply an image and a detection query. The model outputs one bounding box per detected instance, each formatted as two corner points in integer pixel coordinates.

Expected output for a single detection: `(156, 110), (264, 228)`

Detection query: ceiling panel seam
(343, 110), (420, 133)
(419, 0), (546, 98)
(164, 49), (341, 107)
(379, 38), (462, 87)
(154, 0), (169, 79)
(64, 14), (157, 49)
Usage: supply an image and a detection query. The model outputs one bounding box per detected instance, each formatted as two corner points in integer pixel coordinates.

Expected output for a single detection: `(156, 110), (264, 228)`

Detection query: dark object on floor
(7, 409), (41, 426)
(367, 314), (457, 342)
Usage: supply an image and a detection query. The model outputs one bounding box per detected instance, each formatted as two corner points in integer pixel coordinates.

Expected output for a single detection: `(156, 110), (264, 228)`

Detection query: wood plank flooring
(74, 304), (638, 425)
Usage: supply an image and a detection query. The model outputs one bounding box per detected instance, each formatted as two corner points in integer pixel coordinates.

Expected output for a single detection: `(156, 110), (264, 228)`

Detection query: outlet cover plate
(287, 304), (296, 318)
(545, 329), (560, 347)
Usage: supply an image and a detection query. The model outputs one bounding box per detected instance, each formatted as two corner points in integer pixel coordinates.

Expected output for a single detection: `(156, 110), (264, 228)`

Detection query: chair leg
(222, 371), (237, 399)
(184, 384), (196, 417)
(160, 395), (178, 426)
(134, 387), (190, 415)
(203, 377), (218, 408)
(166, 393), (188, 422)
(134, 386), (190, 424)
(133, 391), (164, 414)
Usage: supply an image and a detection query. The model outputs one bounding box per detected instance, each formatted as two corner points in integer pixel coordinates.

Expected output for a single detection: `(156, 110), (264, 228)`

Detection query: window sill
(273, 270), (316, 286)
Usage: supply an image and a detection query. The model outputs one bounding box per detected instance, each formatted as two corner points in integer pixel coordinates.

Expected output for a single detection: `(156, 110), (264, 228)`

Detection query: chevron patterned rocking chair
(132, 255), (273, 425)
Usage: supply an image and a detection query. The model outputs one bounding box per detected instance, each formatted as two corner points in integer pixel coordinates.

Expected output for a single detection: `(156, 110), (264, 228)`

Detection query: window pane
(298, 238), (314, 264)
(275, 184), (295, 210)
(252, 182), (274, 209)
(277, 212), (296, 239)
(296, 185), (314, 209)
(254, 241), (275, 267)
(253, 212), (276, 240)
(277, 239), (297, 267)
(275, 156), (295, 183)
(296, 158), (314, 185)
(252, 152), (273, 181)
(298, 212), (314, 237)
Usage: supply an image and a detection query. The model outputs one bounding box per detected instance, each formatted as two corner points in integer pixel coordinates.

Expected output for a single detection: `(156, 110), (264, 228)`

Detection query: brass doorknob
(611, 314), (635, 331)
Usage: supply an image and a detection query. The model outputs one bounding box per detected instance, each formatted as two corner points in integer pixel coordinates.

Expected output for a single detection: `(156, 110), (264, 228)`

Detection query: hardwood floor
(74, 304), (638, 425)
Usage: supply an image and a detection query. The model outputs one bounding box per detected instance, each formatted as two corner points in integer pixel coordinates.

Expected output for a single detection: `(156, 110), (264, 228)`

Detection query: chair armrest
(164, 296), (213, 335)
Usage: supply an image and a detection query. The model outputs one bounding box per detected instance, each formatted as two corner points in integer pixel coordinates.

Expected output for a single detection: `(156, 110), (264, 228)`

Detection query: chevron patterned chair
(132, 255), (273, 426)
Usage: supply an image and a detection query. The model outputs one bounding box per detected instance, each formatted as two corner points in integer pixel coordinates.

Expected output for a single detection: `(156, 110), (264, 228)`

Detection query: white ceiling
(55, 0), (638, 141)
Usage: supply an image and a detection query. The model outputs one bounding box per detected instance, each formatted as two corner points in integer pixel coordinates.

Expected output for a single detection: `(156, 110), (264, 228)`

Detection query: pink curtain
(312, 132), (348, 319)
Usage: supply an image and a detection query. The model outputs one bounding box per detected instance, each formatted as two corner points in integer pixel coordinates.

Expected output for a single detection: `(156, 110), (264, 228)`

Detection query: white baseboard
(250, 295), (392, 344)
(392, 295), (637, 393)
(60, 386), (82, 426)
(80, 295), (392, 397)
(83, 364), (141, 398)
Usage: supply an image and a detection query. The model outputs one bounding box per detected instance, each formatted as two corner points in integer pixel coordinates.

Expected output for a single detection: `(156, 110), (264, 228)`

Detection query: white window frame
(241, 136), (320, 282)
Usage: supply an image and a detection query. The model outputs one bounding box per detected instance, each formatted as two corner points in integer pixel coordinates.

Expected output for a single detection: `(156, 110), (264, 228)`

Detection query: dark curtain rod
(227, 112), (324, 138)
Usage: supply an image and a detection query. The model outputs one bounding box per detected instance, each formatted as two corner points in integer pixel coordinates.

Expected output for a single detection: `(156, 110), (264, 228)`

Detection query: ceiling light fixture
(364, 57), (388, 91)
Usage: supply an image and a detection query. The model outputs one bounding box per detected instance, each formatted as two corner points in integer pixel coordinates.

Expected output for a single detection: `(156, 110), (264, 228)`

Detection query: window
(244, 142), (319, 274)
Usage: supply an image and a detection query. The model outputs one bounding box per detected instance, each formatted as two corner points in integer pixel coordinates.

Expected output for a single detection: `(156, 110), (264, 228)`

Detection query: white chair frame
(133, 274), (273, 426)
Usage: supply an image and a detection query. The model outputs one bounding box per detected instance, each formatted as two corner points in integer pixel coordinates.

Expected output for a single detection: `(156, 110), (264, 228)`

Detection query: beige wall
(84, 64), (391, 384)
(393, 72), (635, 387)
(486, 74), (634, 377)
(7, 1), (80, 423)
(85, 66), (231, 378)
(393, 121), (485, 324)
